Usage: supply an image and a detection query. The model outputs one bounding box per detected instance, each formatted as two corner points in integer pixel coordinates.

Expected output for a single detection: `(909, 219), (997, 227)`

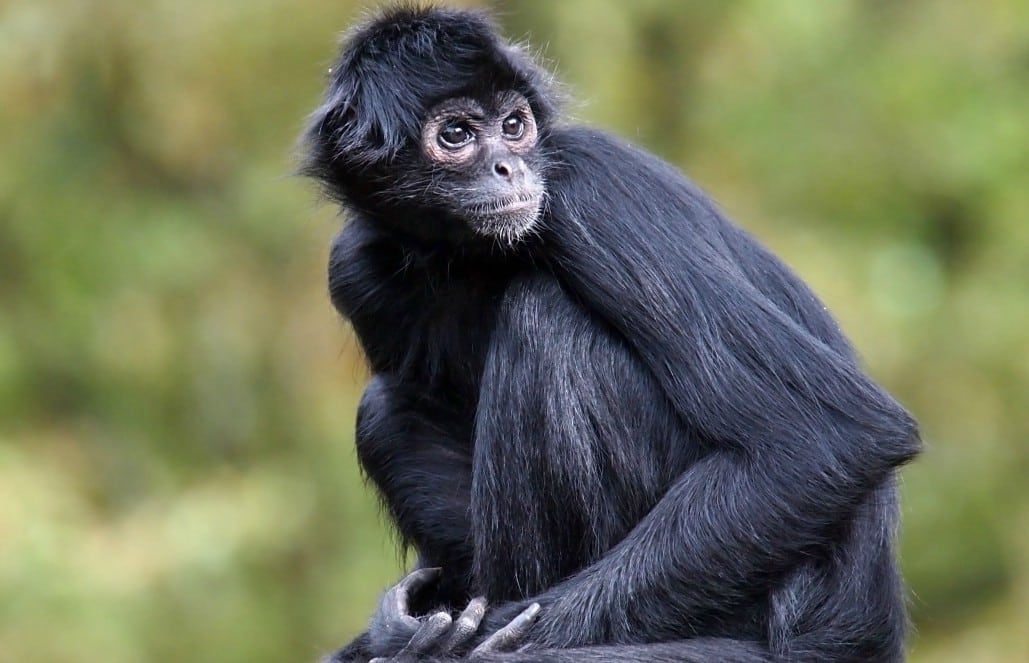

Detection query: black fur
(303, 6), (920, 662)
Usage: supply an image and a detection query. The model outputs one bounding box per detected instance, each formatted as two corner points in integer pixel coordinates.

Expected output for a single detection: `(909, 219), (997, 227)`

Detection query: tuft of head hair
(301, 3), (558, 199)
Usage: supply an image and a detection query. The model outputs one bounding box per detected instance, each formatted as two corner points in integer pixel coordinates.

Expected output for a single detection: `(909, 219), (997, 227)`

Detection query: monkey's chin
(468, 199), (541, 247)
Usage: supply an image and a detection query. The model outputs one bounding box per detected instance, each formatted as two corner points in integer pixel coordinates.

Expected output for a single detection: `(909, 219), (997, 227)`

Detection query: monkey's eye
(438, 123), (474, 148)
(502, 114), (524, 139)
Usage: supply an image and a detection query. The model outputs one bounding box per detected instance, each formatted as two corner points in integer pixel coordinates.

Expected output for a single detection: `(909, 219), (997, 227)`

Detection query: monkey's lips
(468, 196), (541, 219)
(466, 195), (542, 244)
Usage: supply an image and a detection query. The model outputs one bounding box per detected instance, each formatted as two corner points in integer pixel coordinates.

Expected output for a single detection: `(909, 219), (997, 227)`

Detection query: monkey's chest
(346, 262), (504, 398)
(396, 288), (501, 399)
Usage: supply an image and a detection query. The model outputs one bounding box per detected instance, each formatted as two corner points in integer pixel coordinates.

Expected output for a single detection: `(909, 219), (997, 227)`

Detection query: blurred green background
(1, 0), (1026, 661)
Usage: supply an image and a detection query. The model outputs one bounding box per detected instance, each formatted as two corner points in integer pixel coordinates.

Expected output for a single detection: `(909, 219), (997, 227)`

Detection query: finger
(470, 603), (541, 657)
(441, 597), (488, 652)
(394, 567), (442, 614)
(383, 568), (442, 628)
(381, 583), (418, 630)
(402, 611), (452, 655)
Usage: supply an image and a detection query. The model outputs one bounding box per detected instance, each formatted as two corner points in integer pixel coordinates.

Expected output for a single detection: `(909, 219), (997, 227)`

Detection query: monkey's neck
(352, 208), (532, 266)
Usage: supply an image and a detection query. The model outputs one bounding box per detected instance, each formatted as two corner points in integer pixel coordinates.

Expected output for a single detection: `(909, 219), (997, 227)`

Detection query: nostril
(494, 161), (511, 178)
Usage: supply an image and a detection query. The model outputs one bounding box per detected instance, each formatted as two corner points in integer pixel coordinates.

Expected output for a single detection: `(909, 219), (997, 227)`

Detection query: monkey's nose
(493, 161), (513, 180)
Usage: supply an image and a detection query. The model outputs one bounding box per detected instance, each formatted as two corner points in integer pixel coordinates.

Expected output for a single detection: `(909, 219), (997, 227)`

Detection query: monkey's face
(418, 91), (545, 245)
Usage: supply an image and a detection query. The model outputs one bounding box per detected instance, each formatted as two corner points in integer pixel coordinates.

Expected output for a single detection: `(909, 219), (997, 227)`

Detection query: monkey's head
(302, 6), (559, 246)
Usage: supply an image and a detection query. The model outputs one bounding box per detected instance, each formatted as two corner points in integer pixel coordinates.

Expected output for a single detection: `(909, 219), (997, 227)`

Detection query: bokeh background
(2, 0), (1027, 661)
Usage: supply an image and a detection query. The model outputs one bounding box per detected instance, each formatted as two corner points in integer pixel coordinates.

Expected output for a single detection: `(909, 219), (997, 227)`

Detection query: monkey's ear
(303, 58), (416, 177)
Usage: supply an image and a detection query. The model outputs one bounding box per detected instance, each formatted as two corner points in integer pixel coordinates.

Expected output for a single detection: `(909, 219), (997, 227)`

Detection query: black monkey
(302, 6), (920, 663)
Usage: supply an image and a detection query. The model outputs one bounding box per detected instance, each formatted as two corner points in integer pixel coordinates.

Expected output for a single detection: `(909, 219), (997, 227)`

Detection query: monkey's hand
(465, 602), (541, 659)
(367, 569), (541, 661)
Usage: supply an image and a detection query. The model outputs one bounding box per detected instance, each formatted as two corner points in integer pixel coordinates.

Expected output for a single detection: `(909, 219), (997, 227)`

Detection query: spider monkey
(302, 6), (921, 662)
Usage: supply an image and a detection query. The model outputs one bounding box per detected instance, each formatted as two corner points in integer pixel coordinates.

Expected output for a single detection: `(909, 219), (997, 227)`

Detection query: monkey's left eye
(502, 114), (525, 139)
(439, 123), (474, 148)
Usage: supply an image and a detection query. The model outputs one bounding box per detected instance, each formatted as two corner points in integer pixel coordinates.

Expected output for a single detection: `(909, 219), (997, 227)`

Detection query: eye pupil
(503, 115), (524, 137)
(439, 123), (471, 147)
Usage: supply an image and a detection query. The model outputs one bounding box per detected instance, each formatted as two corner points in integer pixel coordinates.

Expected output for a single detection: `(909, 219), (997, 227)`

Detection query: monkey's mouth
(467, 195), (541, 219)
(465, 195), (542, 245)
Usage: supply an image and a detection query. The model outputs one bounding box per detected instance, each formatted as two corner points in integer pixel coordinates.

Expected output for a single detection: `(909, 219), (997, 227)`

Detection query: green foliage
(1, 0), (1026, 660)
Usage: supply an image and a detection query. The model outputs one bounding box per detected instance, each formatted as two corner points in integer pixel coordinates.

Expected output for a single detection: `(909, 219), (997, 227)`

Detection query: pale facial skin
(420, 91), (545, 245)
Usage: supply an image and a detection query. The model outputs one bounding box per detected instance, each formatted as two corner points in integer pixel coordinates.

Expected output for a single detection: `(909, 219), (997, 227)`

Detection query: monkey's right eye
(438, 123), (474, 148)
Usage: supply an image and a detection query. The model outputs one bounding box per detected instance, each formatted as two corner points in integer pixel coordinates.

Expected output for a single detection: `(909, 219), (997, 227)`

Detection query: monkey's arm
(473, 272), (915, 649)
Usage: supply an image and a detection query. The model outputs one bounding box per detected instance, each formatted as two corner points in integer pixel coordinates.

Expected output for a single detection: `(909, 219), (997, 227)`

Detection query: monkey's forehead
(424, 91), (531, 119)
